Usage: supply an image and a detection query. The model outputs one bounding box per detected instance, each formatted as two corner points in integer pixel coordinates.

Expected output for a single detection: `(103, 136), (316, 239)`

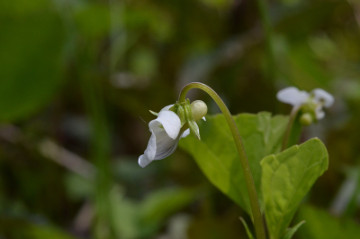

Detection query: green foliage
(261, 138), (329, 239)
(64, 173), (94, 200)
(239, 217), (255, 239)
(74, 3), (111, 38)
(179, 112), (288, 214)
(23, 224), (78, 239)
(137, 188), (196, 236)
(297, 205), (360, 239)
(109, 187), (139, 239)
(109, 187), (196, 239)
(282, 220), (305, 239)
(0, 217), (78, 239)
(181, 113), (329, 239)
(198, 0), (231, 9)
(1, 0), (359, 238)
(0, 1), (65, 122)
(130, 47), (158, 78)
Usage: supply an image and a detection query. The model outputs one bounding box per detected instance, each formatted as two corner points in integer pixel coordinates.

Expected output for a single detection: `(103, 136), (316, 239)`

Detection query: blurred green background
(1, 0), (360, 238)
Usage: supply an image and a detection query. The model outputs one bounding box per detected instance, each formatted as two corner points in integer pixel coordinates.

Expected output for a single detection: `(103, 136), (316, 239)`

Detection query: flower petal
(150, 110), (181, 140)
(139, 125), (180, 167)
(147, 128), (179, 159)
(315, 105), (325, 120)
(138, 154), (151, 168)
(312, 88), (334, 108)
(160, 104), (174, 112)
(277, 87), (309, 106)
(181, 129), (190, 138)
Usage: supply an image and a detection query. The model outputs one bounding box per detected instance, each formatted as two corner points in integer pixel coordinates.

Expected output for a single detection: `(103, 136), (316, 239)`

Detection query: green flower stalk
(178, 82), (266, 239)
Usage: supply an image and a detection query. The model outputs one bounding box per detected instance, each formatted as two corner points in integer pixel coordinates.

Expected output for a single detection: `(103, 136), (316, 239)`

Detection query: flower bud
(300, 113), (313, 126)
(191, 100), (207, 121)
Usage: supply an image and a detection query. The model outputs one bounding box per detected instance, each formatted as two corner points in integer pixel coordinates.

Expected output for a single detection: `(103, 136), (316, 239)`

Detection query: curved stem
(179, 82), (266, 239)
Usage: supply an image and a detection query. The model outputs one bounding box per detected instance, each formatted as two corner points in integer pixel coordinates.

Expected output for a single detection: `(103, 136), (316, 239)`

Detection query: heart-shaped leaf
(179, 112), (288, 215)
(261, 138), (328, 239)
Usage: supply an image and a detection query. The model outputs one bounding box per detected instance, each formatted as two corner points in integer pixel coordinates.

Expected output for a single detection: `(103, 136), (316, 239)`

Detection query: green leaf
(0, 216), (78, 239)
(282, 220), (305, 239)
(25, 224), (78, 239)
(239, 217), (255, 239)
(297, 205), (360, 239)
(261, 138), (329, 239)
(0, 7), (65, 122)
(109, 187), (139, 239)
(179, 112), (288, 215)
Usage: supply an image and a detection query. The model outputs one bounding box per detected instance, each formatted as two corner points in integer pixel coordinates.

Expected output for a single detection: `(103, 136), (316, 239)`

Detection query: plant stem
(179, 82), (266, 239)
(281, 107), (299, 151)
(81, 75), (114, 238)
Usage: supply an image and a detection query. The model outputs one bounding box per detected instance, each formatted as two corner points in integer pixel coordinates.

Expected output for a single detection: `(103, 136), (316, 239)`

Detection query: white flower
(276, 87), (309, 107)
(312, 88), (334, 108)
(139, 101), (207, 168)
(138, 106), (180, 168)
(277, 86), (334, 120)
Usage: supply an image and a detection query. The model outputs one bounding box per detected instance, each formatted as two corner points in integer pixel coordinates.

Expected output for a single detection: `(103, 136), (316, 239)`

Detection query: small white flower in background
(277, 86), (334, 125)
(139, 100), (207, 168)
(276, 87), (309, 107)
